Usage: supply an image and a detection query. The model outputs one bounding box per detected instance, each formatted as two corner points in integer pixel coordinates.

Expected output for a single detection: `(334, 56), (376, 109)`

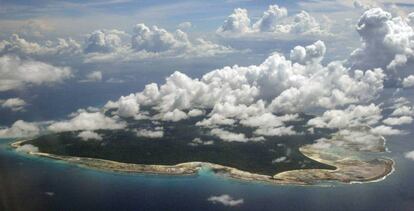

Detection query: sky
(1, 0), (414, 162)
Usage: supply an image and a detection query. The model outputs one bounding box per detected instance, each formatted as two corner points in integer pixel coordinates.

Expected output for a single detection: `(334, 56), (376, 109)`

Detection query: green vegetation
(27, 114), (335, 176)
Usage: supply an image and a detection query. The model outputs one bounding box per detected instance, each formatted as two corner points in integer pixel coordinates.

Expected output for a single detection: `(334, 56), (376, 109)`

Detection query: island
(11, 115), (394, 186)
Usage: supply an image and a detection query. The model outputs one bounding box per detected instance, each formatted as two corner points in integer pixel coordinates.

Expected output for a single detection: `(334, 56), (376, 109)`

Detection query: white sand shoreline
(11, 138), (394, 186)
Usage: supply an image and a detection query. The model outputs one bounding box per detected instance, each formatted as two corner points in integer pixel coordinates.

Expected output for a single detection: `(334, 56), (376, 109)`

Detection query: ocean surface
(1, 82), (413, 211)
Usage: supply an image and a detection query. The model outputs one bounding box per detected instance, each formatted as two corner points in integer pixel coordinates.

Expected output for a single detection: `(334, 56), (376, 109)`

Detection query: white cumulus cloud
(403, 75), (414, 88)
(207, 194), (244, 207)
(136, 127), (164, 138)
(16, 144), (39, 153)
(0, 55), (72, 91)
(77, 130), (103, 141)
(0, 120), (40, 138)
(48, 111), (126, 132)
(383, 116), (413, 125)
(405, 151), (414, 160)
(308, 104), (382, 129)
(0, 98), (27, 111)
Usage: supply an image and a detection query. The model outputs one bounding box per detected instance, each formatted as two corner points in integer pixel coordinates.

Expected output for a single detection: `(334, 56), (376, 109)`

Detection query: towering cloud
(132, 24), (186, 52)
(84, 30), (126, 53)
(217, 8), (251, 34)
(253, 5), (288, 32)
(289, 11), (326, 35)
(290, 40), (326, 64)
(348, 8), (414, 75)
(217, 4), (329, 37)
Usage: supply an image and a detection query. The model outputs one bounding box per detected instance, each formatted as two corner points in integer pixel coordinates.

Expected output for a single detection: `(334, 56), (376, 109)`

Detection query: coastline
(10, 138), (394, 186)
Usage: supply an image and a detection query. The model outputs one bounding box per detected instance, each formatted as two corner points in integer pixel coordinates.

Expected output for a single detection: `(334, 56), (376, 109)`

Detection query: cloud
(0, 26), (234, 64)
(188, 138), (214, 146)
(102, 40), (385, 135)
(240, 113), (298, 136)
(85, 23), (235, 63)
(131, 23), (182, 52)
(405, 151), (414, 160)
(18, 20), (54, 38)
(403, 75), (414, 87)
(0, 120), (40, 138)
(0, 98), (27, 111)
(188, 109), (204, 117)
(408, 12), (414, 27)
(84, 29), (127, 53)
(77, 130), (103, 141)
(308, 104), (383, 129)
(48, 111), (126, 132)
(240, 113), (298, 128)
(16, 144), (39, 153)
(353, 0), (375, 10)
(136, 127), (164, 138)
(207, 194), (244, 207)
(112, 94), (141, 118)
(0, 34), (81, 57)
(348, 8), (414, 75)
(217, 4), (330, 38)
(383, 116), (413, 125)
(289, 11), (328, 35)
(272, 156), (287, 163)
(252, 5), (288, 32)
(267, 65), (384, 113)
(83, 71), (103, 82)
(391, 105), (414, 116)
(158, 109), (188, 122)
(196, 114), (236, 127)
(210, 128), (248, 142)
(178, 21), (192, 29)
(290, 40), (326, 65)
(370, 125), (404, 135)
(210, 128), (263, 142)
(0, 55), (72, 91)
(254, 126), (297, 136)
(217, 8), (251, 34)
(131, 23), (233, 55)
(312, 128), (386, 152)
